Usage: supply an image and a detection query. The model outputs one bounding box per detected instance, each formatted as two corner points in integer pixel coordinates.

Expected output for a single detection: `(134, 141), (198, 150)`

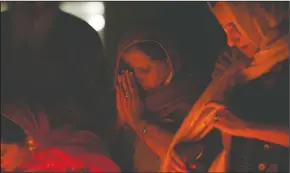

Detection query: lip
(238, 45), (250, 55)
(239, 45), (248, 51)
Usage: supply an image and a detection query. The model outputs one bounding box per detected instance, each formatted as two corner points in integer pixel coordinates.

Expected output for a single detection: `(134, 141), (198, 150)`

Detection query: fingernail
(189, 163), (197, 169)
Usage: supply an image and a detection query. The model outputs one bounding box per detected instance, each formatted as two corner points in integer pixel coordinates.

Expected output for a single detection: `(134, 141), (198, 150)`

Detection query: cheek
(239, 36), (259, 57)
(138, 72), (159, 89)
(142, 73), (157, 84)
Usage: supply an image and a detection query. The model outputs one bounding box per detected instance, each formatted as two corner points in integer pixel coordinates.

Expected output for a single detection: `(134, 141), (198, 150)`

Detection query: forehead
(122, 48), (152, 67)
(213, 2), (235, 28)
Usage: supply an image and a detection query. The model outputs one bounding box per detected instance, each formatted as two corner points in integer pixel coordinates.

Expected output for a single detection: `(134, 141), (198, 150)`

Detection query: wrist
(132, 120), (148, 138)
(239, 122), (255, 138)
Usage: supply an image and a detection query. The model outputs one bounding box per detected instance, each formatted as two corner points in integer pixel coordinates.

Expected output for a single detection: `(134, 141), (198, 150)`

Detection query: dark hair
(125, 41), (168, 61)
(1, 114), (26, 144)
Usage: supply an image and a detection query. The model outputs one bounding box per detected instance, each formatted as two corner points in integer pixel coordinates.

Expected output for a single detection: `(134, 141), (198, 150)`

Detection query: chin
(240, 46), (259, 58)
(142, 84), (157, 90)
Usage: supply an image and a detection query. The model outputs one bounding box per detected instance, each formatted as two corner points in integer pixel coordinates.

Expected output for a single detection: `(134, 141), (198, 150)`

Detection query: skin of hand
(116, 70), (144, 129)
(207, 102), (289, 147)
(1, 143), (31, 172)
(168, 151), (190, 173)
(204, 102), (248, 137)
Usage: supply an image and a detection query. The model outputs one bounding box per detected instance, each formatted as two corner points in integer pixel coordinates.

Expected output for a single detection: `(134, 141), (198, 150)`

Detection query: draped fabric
(112, 27), (205, 172)
(160, 62), (246, 172)
(161, 2), (288, 172)
(1, 102), (120, 172)
(114, 27), (182, 88)
(209, 2), (289, 80)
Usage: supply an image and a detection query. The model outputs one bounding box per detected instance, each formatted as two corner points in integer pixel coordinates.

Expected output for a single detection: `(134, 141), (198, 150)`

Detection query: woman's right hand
(116, 71), (144, 129)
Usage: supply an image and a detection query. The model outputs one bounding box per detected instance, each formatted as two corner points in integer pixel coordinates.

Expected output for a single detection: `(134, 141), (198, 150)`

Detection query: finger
(213, 121), (227, 132)
(129, 72), (138, 95)
(205, 102), (225, 110)
(116, 86), (121, 110)
(171, 151), (185, 168)
(125, 71), (134, 95)
(121, 73), (130, 98)
(213, 117), (233, 135)
(118, 74), (130, 104)
(116, 75), (122, 87)
(118, 74), (128, 98)
(116, 85), (131, 124)
(197, 121), (214, 139)
(171, 161), (189, 173)
(116, 86), (126, 116)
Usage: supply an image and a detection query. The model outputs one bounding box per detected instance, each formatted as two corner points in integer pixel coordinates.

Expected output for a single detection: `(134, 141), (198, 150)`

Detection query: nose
(226, 29), (242, 48)
(227, 36), (241, 47)
(227, 37), (235, 47)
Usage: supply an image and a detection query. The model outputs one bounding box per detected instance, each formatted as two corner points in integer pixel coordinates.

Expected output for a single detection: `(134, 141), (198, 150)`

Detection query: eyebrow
(225, 22), (235, 27)
(135, 66), (150, 70)
(223, 22), (239, 33)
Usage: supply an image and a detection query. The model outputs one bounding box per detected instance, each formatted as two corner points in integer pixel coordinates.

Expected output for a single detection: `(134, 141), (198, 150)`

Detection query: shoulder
(55, 11), (94, 32)
(53, 11), (102, 43)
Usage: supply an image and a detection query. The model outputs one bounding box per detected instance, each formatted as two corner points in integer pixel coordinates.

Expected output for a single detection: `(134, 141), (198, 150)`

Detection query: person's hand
(205, 102), (249, 137)
(167, 151), (190, 173)
(1, 143), (29, 172)
(116, 70), (144, 129)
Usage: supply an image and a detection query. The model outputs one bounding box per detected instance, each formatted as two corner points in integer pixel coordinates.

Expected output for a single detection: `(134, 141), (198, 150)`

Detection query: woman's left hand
(116, 70), (144, 129)
(1, 144), (29, 172)
(205, 102), (249, 137)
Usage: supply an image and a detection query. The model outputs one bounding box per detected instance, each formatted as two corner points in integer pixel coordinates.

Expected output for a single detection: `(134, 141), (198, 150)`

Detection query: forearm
(244, 123), (289, 147)
(132, 120), (174, 159)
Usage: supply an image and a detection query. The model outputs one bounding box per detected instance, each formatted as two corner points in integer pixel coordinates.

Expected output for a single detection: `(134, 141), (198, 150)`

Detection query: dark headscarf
(114, 26), (181, 87)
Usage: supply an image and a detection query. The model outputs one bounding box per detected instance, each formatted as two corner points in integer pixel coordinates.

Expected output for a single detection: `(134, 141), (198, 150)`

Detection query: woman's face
(213, 2), (259, 57)
(122, 48), (171, 90)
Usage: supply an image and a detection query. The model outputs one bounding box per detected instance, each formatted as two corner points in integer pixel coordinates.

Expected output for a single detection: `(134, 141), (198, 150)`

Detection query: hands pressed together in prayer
(116, 70), (144, 130)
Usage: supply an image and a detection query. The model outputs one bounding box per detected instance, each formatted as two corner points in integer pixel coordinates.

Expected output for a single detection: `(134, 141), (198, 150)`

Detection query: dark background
(104, 2), (226, 87)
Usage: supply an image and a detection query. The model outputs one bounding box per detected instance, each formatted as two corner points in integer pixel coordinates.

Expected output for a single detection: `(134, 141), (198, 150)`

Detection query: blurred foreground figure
(1, 2), (106, 132)
(163, 2), (289, 172)
(1, 102), (120, 172)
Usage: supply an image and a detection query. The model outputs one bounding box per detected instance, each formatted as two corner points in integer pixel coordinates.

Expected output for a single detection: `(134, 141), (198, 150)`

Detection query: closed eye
(135, 66), (150, 74)
(224, 22), (241, 36)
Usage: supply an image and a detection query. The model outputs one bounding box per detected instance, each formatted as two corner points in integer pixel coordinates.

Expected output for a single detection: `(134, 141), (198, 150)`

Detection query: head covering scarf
(161, 2), (288, 172)
(210, 2), (289, 80)
(1, 102), (120, 172)
(114, 26), (181, 87)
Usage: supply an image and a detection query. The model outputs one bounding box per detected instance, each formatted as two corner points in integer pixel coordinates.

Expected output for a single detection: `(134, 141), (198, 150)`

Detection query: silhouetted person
(1, 2), (106, 133)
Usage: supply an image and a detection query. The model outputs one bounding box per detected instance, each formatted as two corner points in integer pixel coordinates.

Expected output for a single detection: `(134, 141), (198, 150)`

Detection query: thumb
(116, 116), (125, 129)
